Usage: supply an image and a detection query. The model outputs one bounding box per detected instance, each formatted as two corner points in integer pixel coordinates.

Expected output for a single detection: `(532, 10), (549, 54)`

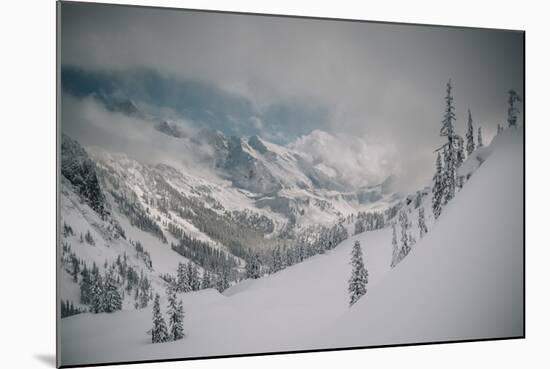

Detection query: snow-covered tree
(166, 285), (184, 341)
(103, 270), (122, 313)
(348, 240), (368, 306)
(432, 152), (444, 220)
(186, 262), (200, 291)
(418, 207), (428, 238)
(456, 136), (465, 189)
(398, 211), (411, 263)
(79, 265), (92, 305)
(438, 80), (459, 205)
(478, 127), (483, 148)
(390, 223), (399, 268)
(90, 272), (104, 313)
(201, 270), (212, 289)
(245, 253), (262, 279)
(176, 262), (190, 293)
(216, 268), (230, 292)
(507, 89), (522, 127)
(466, 109), (475, 156)
(152, 293), (168, 343)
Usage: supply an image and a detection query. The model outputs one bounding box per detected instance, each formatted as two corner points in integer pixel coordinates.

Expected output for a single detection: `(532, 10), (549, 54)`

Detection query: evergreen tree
(456, 136), (465, 189)
(103, 271), (122, 313)
(418, 207), (428, 238)
(348, 240), (368, 306)
(390, 223), (399, 268)
(507, 89), (522, 127)
(478, 127), (484, 148)
(166, 285), (184, 341)
(245, 253), (262, 279)
(398, 211), (411, 263)
(432, 152), (444, 220)
(176, 262), (191, 293)
(80, 265), (92, 305)
(90, 273), (104, 313)
(152, 294), (169, 343)
(216, 268), (231, 292)
(438, 80), (459, 205)
(201, 270), (212, 289)
(466, 109), (475, 156)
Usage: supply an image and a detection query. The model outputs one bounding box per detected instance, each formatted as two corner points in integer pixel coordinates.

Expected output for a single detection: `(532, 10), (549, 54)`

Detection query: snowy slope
(312, 127), (524, 348)
(60, 128), (523, 366)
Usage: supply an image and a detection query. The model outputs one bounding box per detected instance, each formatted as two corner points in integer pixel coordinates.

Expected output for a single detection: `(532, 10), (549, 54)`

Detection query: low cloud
(61, 94), (218, 179)
(289, 130), (399, 189)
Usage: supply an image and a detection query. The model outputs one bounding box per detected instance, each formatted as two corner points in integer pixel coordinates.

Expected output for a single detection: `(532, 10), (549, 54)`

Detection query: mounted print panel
(57, 1), (524, 367)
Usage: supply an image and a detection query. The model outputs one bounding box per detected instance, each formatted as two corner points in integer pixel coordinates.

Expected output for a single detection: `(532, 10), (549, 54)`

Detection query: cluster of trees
(266, 222), (349, 276)
(60, 299), (84, 318)
(348, 240), (368, 306)
(229, 209), (275, 234)
(61, 134), (107, 219)
(111, 190), (167, 243)
(432, 82), (522, 220)
(154, 175), (275, 260)
(171, 260), (233, 294)
(390, 207), (424, 268)
(151, 287), (184, 343)
(169, 223), (238, 273)
(132, 240), (153, 270)
(354, 211), (385, 235)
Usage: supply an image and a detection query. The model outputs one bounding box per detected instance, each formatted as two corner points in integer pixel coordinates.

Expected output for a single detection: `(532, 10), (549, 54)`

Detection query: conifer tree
(478, 127), (483, 148)
(103, 271), (122, 313)
(390, 223), (399, 268)
(152, 293), (169, 343)
(80, 265), (92, 305)
(507, 89), (522, 127)
(348, 240), (368, 306)
(456, 136), (465, 189)
(466, 109), (475, 157)
(438, 80), (459, 205)
(201, 270), (212, 289)
(176, 262), (190, 293)
(432, 152), (444, 220)
(398, 211), (411, 263)
(245, 253), (262, 279)
(166, 285), (184, 341)
(418, 207), (428, 238)
(90, 273), (104, 313)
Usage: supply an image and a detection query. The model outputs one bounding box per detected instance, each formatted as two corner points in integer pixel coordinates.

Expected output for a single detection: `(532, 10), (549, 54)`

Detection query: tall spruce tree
(390, 223), (399, 268)
(432, 152), (444, 220)
(418, 207), (428, 238)
(103, 271), (122, 313)
(438, 80), (459, 205)
(348, 240), (368, 306)
(466, 109), (475, 157)
(398, 211), (411, 263)
(456, 136), (465, 189)
(507, 89), (522, 127)
(166, 285), (184, 341)
(90, 272), (104, 313)
(478, 127), (484, 148)
(245, 253), (262, 279)
(176, 262), (190, 293)
(152, 293), (169, 343)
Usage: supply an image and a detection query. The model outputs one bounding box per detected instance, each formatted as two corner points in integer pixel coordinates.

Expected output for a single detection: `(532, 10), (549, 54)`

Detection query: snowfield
(60, 128), (523, 366)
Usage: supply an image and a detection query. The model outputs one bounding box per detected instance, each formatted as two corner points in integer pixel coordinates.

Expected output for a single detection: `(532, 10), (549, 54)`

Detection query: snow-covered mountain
(59, 125), (523, 366)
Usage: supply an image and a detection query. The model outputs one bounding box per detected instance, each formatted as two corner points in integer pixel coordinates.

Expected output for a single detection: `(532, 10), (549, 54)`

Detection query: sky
(60, 2), (524, 191)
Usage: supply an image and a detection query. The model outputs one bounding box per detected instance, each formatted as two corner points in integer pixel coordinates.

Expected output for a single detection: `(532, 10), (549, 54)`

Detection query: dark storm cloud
(60, 2), (523, 191)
